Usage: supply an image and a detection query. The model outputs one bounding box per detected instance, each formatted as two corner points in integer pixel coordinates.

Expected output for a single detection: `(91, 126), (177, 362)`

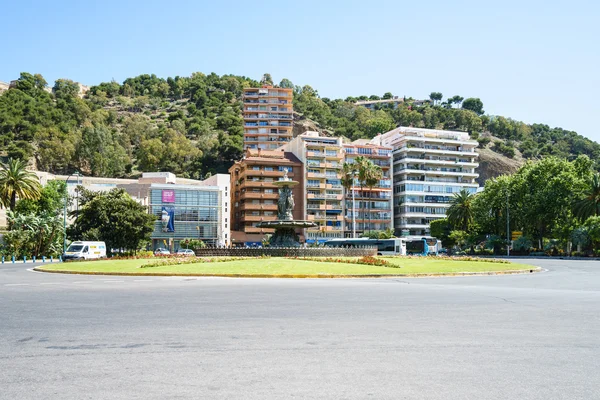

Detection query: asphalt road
(1, 259), (599, 399)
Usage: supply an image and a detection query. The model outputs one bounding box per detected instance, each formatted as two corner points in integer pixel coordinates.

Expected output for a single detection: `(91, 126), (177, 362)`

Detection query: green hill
(1, 72), (598, 182)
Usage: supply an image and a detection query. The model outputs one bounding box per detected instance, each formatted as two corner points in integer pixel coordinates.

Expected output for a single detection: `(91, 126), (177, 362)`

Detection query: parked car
(176, 248), (195, 256)
(154, 248), (170, 256)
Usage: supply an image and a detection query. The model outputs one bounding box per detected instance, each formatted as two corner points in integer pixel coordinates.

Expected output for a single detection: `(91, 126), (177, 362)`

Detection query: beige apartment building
(229, 148), (304, 246)
(284, 132), (344, 243)
(242, 85), (293, 151)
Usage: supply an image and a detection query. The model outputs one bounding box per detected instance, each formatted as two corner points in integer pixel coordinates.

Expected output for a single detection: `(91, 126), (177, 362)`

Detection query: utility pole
(506, 189), (510, 257)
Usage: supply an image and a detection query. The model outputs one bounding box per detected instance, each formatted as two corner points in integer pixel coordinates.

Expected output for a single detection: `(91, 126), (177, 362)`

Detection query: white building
(374, 127), (479, 236)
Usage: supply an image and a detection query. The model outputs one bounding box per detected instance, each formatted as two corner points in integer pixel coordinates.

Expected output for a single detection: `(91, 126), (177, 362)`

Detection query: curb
(32, 267), (542, 279)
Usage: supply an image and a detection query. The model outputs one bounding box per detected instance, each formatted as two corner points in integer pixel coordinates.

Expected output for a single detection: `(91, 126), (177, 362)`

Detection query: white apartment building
(285, 132), (345, 243)
(374, 127), (479, 236)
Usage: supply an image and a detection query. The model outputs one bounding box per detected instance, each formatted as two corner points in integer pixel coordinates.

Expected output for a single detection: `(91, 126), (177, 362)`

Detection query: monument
(256, 170), (317, 247)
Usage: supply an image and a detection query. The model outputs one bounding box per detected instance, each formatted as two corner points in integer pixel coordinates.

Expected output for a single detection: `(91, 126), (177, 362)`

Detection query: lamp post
(506, 188), (510, 257)
(63, 172), (81, 256)
(352, 172), (357, 239)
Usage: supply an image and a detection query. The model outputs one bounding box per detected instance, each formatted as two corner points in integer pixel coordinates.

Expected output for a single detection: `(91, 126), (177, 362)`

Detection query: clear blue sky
(2, 0), (598, 140)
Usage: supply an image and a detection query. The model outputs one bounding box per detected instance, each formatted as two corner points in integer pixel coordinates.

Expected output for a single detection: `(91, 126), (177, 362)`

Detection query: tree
(0, 159), (42, 211)
(278, 78), (294, 88)
(429, 218), (453, 247)
(447, 189), (475, 232)
(4, 210), (63, 257)
(260, 73), (273, 86)
(340, 161), (357, 235)
(364, 161), (383, 233)
(68, 188), (156, 254)
(462, 98), (484, 115)
(574, 174), (600, 221)
(14, 180), (67, 217)
(449, 95), (464, 108)
(429, 92), (443, 105)
(583, 216), (600, 251)
(382, 92), (393, 100)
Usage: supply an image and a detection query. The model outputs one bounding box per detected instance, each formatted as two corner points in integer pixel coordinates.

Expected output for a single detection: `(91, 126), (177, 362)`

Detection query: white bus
(63, 241), (107, 261)
(404, 236), (442, 256)
(323, 238), (407, 256)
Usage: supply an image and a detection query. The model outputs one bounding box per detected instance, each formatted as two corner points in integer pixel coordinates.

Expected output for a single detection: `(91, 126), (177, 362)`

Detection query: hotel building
(375, 127), (479, 236)
(285, 132), (344, 243)
(243, 85), (294, 151)
(229, 148), (304, 246)
(342, 140), (393, 237)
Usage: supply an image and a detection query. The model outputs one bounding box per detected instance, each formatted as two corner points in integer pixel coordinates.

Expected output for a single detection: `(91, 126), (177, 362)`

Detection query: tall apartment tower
(229, 148), (304, 245)
(242, 85), (294, 151)
(285, 132), (344, 243)
(375, 127), (479, 236)
(342, 140), (393, 237)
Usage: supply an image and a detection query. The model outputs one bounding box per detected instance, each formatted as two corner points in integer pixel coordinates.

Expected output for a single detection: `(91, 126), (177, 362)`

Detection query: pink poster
(162, 190), (175, 203)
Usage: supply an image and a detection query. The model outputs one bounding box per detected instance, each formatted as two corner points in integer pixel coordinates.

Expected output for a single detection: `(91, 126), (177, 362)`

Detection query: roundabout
(32, 256), (539, 278)
(2, 258), (598, 400)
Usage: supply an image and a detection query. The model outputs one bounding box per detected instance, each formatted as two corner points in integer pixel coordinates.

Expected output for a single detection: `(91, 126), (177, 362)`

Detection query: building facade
(285, 132), (345, 243)
(229, 149), (304, 246)
(342, 140), (393, 237)
(376, 127), (479, 236)
(1, 172), (231, 250)
(243, 85), (294, 151)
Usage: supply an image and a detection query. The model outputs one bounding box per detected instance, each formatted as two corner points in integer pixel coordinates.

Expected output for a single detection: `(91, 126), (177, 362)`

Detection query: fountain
(256, 170), (317, 247)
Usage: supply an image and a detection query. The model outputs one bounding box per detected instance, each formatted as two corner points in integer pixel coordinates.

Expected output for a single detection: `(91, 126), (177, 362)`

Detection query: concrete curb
(32, 267), (542, 279)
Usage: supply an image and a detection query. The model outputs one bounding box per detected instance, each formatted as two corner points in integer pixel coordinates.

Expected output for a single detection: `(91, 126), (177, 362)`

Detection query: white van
(63, 241), (107, 261)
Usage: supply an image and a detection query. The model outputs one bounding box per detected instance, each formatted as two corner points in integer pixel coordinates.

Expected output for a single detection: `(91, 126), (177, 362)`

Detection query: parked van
(63, 241), (107, 261)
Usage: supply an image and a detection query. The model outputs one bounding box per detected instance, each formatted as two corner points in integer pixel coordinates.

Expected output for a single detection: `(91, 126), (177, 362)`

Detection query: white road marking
(4, 283), (30, 286)
(40, 282), (61, 285)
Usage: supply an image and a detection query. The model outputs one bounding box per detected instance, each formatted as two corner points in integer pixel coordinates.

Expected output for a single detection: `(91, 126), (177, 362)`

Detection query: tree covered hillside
(1, 72), (599, 179)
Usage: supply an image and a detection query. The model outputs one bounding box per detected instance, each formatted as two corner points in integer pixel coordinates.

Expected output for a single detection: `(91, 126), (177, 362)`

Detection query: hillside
(0, 72), (598, 183)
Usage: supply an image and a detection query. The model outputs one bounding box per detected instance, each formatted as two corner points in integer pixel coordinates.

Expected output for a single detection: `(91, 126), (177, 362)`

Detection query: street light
(63, 172), (81, 256)
(352, 171), (357, 239)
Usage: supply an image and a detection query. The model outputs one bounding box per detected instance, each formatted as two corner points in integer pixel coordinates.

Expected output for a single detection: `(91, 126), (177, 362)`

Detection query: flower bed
(286, 256), (397, 268)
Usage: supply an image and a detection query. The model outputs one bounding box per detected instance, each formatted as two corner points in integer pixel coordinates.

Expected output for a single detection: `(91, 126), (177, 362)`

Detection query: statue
(277, 185), (294, 221)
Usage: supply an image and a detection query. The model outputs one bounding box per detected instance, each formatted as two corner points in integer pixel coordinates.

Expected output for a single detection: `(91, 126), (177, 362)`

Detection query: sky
(1, 0), (599, 140)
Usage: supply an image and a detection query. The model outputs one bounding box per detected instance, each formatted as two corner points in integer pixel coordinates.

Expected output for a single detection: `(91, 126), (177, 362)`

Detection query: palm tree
(340, 162), (357, 236)
(354, 156), (370, 235)
(447, 189), (475, 232)
(0, 158), (42, 211)
(574, 174), (600, 221)
(364, 162), (383, 234)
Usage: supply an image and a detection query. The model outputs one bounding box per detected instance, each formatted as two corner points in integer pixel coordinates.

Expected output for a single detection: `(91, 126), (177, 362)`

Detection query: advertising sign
(162, 190), (175, 203)
(161, 207), (175, 232)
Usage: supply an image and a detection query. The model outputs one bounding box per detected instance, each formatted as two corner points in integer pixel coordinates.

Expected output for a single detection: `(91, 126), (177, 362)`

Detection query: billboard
(162, 190), (175, 203)
(161, 207), (175, 232)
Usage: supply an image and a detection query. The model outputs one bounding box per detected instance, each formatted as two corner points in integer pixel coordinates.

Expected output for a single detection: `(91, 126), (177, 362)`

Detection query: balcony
(239, 203), (278, 211)
(239, 192), (278, 200)
(307, 204), (326, 210)
(244, 226), (275, 234)
(307, 172), (326, 178)
(240, 215), (276, 222)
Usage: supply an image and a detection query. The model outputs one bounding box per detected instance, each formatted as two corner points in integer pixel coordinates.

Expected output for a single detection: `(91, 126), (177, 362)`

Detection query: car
(176, 248), (195, 256)
(154, 248), (170, 256)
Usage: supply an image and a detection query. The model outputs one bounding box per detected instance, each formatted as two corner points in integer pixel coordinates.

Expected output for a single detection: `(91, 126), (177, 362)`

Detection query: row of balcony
(238, 203), (278, 211)
(244, 92), (292, 98)
(244, 122), (292, 127)
(243, 114), (293, 120)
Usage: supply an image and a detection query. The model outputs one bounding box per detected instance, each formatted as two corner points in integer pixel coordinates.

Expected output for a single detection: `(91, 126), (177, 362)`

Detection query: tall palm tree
(574, 174), (600, 221)
(364, 162), (383, 234)
(340, 162), (357, 235)
(355, 156), (370, 235)
(447, 189), (475, 232)
(0, 159), (42, 211)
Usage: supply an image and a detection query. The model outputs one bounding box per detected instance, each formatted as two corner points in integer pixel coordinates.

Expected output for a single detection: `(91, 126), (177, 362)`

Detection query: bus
(404, 236), (442, 256)
(323, 238), (406, 256)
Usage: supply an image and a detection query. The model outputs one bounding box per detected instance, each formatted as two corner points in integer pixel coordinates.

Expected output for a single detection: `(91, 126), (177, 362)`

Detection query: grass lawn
(38, 257), (537, 276)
